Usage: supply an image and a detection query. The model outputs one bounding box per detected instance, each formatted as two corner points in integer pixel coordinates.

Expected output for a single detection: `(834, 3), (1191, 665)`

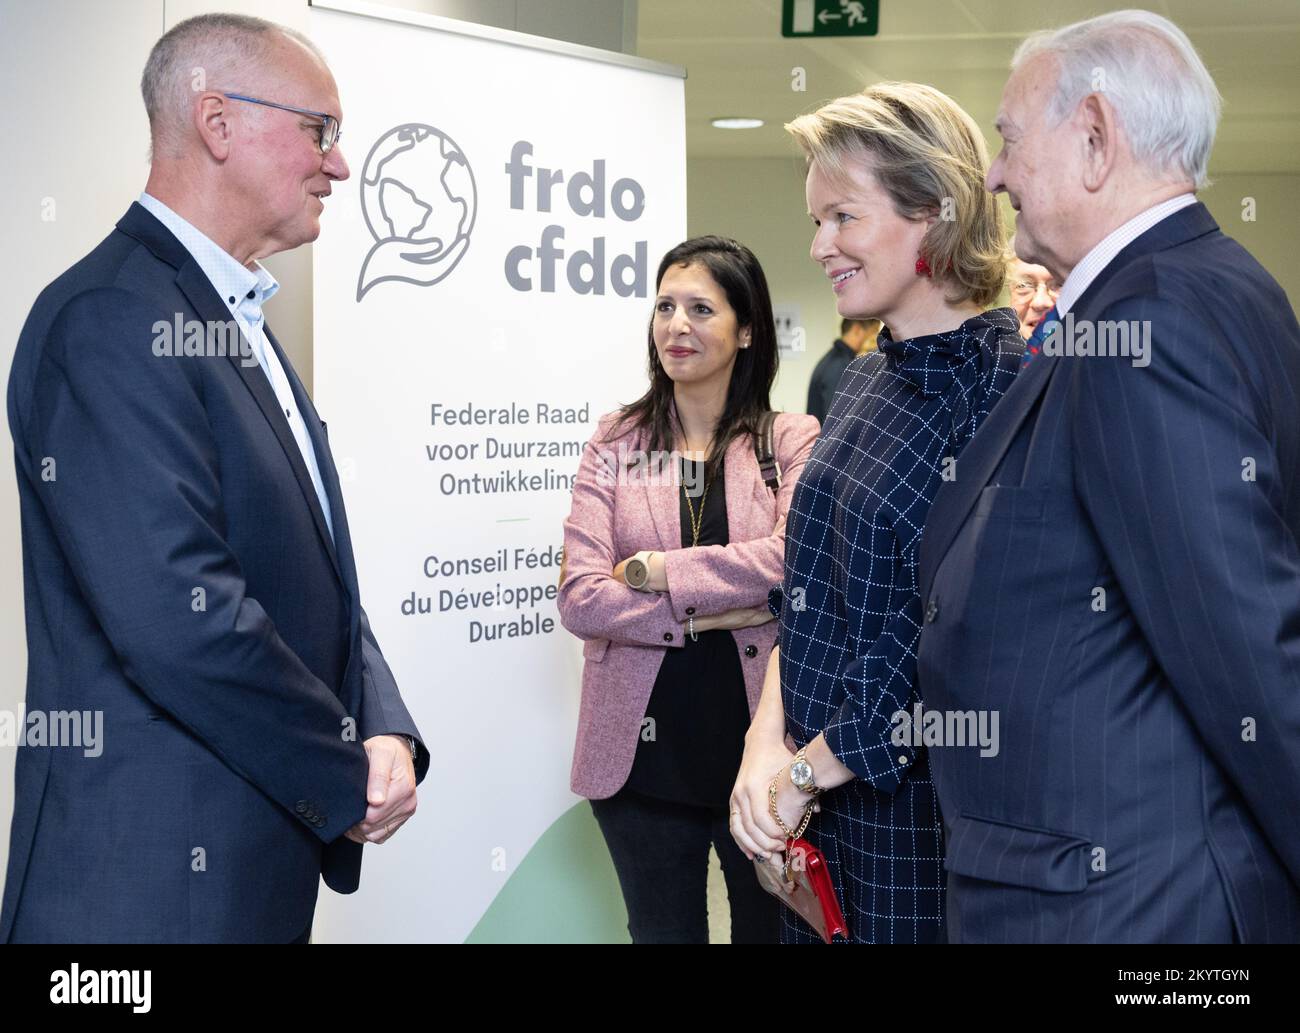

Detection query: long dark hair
(608, 236), (778, 488)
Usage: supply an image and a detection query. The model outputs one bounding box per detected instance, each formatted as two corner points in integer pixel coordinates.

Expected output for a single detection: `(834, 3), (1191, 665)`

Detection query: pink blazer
(558, 410), (820, 799)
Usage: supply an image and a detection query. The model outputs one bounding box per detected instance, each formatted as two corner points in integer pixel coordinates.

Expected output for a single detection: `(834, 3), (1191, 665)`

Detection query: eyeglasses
(221, 92), (341, 154)
(1010, 279), (1059, 301)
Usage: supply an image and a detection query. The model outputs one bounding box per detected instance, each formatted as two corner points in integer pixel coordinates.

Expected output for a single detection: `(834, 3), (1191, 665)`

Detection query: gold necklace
(682, 459), (712, 548)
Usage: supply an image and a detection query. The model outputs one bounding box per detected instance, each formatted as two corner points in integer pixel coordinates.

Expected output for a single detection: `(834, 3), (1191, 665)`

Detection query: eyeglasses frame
(220, 91), (341, 154)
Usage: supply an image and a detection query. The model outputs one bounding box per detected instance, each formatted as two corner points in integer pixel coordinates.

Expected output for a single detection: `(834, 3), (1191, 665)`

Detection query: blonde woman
(730, 83), (1023, 943)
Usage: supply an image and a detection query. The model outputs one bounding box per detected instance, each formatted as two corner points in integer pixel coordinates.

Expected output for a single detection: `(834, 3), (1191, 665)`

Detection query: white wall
(1200, 173), (1300, 307)
(689, 157), (1300, 417)
(687, 156), (834, 415)
(0, 0), (635, 917)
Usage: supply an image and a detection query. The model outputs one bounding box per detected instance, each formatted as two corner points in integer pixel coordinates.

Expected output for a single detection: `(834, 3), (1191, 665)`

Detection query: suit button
(663, 632), (674, 642)
(295, 801), (309, 815)
(314, 816), (326, 828)
(744, 645), (758, 658)
(925, 600), (939, 624)
(685, 607), (696, 616)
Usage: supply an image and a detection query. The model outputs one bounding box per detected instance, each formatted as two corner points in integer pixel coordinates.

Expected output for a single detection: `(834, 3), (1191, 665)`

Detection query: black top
(806, 338), (856, 423)
(624, 458), (751, 809)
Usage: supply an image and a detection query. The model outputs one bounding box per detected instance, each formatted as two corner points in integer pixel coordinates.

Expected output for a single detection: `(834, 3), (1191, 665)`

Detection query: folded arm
(557, 427), (687, 648)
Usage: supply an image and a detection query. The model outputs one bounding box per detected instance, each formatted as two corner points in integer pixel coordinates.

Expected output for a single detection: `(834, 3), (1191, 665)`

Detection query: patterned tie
(1021, 305), (1060, 369)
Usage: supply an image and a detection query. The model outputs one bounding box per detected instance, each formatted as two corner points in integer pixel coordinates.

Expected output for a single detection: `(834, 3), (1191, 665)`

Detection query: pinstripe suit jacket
(916, 202), (1300, 943)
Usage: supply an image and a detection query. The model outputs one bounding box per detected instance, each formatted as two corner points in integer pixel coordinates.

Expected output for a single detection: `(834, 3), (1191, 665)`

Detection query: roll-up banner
(308, 0), (687, 941)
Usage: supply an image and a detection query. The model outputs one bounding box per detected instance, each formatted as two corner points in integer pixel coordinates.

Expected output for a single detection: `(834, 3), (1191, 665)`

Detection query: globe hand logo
(356, 123), (477, 302)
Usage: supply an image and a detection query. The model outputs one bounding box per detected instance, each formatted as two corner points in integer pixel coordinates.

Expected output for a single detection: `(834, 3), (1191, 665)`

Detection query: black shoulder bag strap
(753, 411), (781, 494)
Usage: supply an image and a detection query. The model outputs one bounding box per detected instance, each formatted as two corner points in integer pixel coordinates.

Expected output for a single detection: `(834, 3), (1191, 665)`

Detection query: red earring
(915, 256), (933, 277)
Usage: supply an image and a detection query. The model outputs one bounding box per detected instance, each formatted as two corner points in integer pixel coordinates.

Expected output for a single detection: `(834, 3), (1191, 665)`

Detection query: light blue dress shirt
(139, 192), (334, 541)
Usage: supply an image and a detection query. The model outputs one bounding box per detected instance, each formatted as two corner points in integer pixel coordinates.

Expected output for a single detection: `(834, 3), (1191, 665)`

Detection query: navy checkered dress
(778, 308), (1023, 944)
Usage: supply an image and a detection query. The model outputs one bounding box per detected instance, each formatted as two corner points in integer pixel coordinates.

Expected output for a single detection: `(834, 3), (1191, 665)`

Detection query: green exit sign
(782, 0), (879, 37)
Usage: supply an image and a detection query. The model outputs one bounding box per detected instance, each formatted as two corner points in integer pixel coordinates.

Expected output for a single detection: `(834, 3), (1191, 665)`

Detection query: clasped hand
(729, 737), (819, 886)
(344, 734), (418, 846)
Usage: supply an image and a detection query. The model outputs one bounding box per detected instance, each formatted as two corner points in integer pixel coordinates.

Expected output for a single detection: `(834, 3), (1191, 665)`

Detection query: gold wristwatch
(789, 747), (822, 795)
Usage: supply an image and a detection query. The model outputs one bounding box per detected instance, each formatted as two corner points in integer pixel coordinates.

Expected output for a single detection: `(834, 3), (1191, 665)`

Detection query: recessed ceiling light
(711, 117), (764, 130)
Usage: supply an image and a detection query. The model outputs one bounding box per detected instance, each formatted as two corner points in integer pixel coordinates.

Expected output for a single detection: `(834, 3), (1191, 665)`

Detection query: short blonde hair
(786, 82), (1006, 307)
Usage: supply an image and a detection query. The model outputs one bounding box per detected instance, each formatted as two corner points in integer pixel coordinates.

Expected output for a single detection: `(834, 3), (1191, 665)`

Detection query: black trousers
(590, 788), (780, 944)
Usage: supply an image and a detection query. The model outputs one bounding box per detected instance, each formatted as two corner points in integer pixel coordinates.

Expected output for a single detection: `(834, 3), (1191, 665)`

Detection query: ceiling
(636, 0), (1300, 173)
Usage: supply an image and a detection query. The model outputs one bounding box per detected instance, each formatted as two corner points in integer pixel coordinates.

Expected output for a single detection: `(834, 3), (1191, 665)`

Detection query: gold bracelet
(768, 773), (815, 841)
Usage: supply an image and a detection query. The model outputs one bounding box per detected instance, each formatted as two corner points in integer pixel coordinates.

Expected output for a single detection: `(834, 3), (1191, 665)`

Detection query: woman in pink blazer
(558, 236), (819, 943)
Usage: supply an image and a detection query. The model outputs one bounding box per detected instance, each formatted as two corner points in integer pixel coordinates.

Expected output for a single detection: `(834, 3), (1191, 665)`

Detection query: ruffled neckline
(875, 307), (1019, 396)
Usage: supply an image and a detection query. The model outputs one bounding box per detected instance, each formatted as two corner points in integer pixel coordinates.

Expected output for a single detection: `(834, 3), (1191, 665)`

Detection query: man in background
(1007, 236), (1059, 341)
(806, 317), (880, 423)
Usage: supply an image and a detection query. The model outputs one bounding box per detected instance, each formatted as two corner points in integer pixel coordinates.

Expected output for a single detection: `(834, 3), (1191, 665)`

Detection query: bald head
(140, 13), (349, 266)
(142, 13), (326, 160)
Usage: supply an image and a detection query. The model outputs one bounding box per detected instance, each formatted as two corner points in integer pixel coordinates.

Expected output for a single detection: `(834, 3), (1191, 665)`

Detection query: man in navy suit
(916, 10), (1300, 942)
(2, 13), (426, 943)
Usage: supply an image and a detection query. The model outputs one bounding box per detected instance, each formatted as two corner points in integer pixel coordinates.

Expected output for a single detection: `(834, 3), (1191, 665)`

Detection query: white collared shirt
(1055, 192), (1198, 317)
(139, 192), (334, 541)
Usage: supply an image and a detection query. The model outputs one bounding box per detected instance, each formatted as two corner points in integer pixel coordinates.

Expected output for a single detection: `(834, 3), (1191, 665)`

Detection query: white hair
(1012, 9), (1222, 189)
(141, 13), (325, 160)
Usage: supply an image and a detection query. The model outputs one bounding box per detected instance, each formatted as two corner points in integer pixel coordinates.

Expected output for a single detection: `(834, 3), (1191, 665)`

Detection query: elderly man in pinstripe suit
(917, 9), (1300, 943)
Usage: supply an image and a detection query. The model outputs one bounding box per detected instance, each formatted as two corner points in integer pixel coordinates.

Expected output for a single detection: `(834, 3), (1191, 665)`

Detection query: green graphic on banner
(782, 0), (879, 37)
(466, 801), (631, 943)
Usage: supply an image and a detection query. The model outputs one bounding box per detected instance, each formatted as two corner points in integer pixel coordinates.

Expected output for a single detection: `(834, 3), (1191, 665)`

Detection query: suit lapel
(173, 259), (346, 589)
(919, 354), (1062, 600)
(646, 451), (681, 552)
(919, 200), (1222, 600)
(265, 324), (359, 613)
(118, 202), (346, 588)
(646, 431), (759, 550)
